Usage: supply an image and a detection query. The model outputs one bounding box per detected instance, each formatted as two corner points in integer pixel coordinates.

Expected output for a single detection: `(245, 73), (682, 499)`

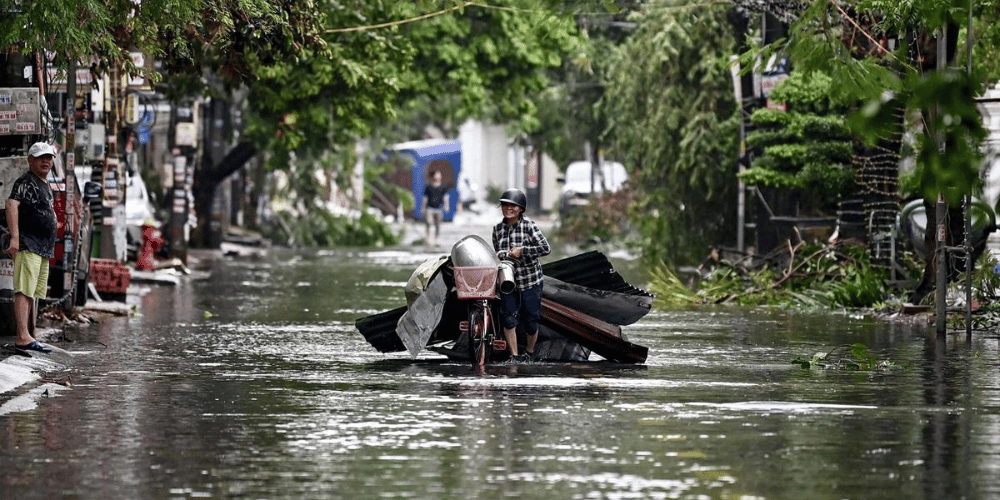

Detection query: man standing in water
(492, 188), (550, 361)
(4, 142), (57, 353)
(421, 170), (448, 247)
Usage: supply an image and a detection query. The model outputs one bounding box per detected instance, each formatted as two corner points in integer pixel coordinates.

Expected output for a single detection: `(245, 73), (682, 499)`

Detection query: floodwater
(2, 245), (1000, 500)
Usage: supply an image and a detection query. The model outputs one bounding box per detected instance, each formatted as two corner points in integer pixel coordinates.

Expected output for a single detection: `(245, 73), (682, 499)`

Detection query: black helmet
(499, 188), (527, 209)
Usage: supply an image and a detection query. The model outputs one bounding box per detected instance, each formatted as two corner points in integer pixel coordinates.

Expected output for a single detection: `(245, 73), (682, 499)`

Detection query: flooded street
(3, 245), (1000, 499)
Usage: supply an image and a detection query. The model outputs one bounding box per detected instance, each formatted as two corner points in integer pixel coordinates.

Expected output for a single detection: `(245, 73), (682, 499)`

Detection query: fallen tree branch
(773, 246), (829, 289)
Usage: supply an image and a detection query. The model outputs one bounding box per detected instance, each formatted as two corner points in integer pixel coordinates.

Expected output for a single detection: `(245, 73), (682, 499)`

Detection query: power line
(326, 1), (537, 34)
(324, 1), (730, 35)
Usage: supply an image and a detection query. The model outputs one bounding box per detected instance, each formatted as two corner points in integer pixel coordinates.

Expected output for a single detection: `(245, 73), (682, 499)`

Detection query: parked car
(77, 164), (159, 261)
(558, 161), (627, 214)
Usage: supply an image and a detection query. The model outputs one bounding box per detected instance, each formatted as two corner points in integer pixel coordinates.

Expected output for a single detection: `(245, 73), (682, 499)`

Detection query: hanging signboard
(103, 157), (121, 207)
(766, 100), (787, 112)
(47, 67), (96, 93)
(175, 122), (197, 147)
(127, 52), (153, 91)
(0, 88), (41, 136)
(0, 156), (28, 200)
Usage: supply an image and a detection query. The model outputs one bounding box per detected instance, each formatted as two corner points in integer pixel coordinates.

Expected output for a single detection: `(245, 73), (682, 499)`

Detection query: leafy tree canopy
(0, 0), (326, 89)
(753, 0), (1000, 204)
(1, 1), (586, 156)
(602, 0), (740, 265)
(740, 71), (855, 207)
(244, 2), (587, 171)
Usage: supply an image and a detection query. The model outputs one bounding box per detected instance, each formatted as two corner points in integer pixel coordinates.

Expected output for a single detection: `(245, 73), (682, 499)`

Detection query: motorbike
(356, 235), (653, 365)
(449, 235), (516, 366)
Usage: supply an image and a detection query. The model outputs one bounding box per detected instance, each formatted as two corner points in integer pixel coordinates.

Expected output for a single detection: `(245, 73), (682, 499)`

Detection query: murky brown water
(2, 246), (999, 499)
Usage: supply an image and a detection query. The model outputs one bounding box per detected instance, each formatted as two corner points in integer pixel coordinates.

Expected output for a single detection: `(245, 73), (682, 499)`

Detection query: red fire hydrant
(136, 224), (164, 271)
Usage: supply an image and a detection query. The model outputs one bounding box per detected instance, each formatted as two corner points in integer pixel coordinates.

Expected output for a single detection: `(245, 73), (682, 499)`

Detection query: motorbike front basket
(453, 266), (498, 299)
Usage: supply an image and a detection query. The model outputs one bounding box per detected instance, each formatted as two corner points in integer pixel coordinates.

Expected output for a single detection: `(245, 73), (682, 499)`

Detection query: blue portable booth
(388, 139), (461, 221)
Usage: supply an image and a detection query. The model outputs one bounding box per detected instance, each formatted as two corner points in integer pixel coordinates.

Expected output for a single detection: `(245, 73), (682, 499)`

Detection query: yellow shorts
(13, 251), (49, 299)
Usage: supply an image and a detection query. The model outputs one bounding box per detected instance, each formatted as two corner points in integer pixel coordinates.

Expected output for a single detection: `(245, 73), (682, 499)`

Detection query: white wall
(978, 85), (1000, 249)
(458, 120), (508, 203)
(458, 119), (560, 212)
(539, 154), (559, 212)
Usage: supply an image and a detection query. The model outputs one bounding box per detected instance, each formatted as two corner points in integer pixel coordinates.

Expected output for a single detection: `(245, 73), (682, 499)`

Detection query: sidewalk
(0, 300), (133, 401)
(0, 331), (74, 414)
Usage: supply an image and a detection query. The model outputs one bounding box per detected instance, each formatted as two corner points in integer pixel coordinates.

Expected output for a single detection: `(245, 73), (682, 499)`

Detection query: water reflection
(920, 336), (976, 500)
(2, 248), (1000, 498)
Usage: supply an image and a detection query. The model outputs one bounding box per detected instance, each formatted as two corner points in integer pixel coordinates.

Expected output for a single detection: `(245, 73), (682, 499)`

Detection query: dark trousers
(499, 281), (542, 336)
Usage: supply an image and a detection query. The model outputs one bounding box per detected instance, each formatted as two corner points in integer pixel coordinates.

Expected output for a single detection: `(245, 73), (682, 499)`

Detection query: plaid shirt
(493, 215), (550, 289)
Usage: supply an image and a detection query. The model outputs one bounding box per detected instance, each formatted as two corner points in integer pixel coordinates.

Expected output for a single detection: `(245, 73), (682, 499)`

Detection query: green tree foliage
(556, 187), (637, 245)
(398, 2), (582, 129)
(750, 0), (1000, 300)
(248, 2), (583, 156)
(241, 2), (585, 240)
(531, 9), (632, 169)
(0, 0), (326, 88)
(602, 0), (740, 265)
(739, 71), (855, 211)
(649, 241), (889, 309)
(769, 0), (1000, 205)
(2, 1), (586, 247)
(849, 70), (986, 204)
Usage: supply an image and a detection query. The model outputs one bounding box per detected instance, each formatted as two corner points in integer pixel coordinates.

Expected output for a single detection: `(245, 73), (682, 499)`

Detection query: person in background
(492, 188), (550, 362)
(4, 142), (58, 354)
(421, 170), (448, 247)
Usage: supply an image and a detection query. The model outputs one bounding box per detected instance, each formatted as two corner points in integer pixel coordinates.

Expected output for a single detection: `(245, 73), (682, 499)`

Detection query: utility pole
(935, 194), (947, 336)
(934, 24), (948, 337)
(100, 62), (125, 262)
(965, 0), (975, 341)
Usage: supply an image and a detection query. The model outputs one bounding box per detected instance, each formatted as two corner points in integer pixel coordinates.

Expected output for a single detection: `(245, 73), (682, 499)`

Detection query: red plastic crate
(89, 258), (131, 295)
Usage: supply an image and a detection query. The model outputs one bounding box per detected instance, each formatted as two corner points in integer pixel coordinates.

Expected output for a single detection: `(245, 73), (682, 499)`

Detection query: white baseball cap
(27, 142), (56, 158)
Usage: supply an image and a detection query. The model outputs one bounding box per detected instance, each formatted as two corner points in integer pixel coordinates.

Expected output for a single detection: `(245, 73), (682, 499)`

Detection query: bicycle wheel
(468, 305), (490, 366)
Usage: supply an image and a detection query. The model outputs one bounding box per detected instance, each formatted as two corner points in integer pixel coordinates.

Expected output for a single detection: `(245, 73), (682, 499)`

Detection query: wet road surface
(1, 243), (999, 499)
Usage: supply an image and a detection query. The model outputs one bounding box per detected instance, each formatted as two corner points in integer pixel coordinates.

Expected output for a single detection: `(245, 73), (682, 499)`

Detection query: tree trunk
(910, 200), (968, 304)
(191, 142), (257, 248)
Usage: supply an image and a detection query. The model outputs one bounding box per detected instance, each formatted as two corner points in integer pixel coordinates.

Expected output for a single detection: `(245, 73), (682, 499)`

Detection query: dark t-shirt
(423, 184), (448, 209)
(8, 170), (57, 258)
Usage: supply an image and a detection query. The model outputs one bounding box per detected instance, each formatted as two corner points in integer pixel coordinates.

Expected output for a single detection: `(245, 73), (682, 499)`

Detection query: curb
(0, 383), (71, 415)
(0, 339), (73, 397)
